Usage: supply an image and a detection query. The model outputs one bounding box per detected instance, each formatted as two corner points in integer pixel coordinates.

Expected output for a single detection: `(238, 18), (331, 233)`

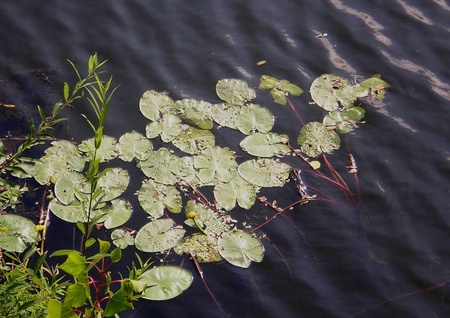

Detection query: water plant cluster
(0, 54), (389, 317)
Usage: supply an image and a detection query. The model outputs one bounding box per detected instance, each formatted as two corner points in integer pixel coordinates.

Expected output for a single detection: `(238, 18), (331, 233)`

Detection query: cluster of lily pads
(0, 73), (389, 273)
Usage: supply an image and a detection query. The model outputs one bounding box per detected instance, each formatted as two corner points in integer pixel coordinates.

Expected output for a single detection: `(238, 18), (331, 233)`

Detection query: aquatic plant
(0, 55), (394, 317)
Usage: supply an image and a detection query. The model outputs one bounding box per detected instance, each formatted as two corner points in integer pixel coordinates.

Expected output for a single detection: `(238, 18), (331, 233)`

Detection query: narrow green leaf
(63, 82), (70, 101)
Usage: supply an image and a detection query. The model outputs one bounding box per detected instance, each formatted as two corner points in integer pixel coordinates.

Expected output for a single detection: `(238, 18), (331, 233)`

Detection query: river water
(1, 1), (450, 317)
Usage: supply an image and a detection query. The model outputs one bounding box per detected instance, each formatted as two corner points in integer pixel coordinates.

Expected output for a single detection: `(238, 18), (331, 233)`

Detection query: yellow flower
(35, 224), (45, 231)
(0, 226), (8, 233)
(187, 211), (197, 219)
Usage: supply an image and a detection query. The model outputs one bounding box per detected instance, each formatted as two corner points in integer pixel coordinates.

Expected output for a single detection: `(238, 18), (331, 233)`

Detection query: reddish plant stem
(286, 97), (304, 125)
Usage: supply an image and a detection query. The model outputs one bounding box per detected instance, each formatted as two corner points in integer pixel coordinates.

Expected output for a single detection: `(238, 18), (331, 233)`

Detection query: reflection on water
(1, 1), (450, 317)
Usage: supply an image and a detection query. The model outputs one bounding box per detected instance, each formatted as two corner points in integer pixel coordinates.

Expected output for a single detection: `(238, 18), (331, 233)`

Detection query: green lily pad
(194, 146), (237, 184)
(54, 171), (90, 205)
(356, 76), (390, 100)
(240, 132), (290, 157)
(216, 79), (256, 105)
(96, 168), (129, 201)
(0, 214), (39, 252)
(270, 88), (287, 105)
(111, 228), (135, 249)
(49, 198), (89, 223)
(171, 126), (215, 154)
(218, 231), (264, 268)
(138, 179), (182, 219)
(138, 266), (193, 300)
(279, 79), (303, 96)
(211, 103), (240, 129)
(310, 74), (356, 111)
(238, 159), (291, 187)
(78, 136), (118, 162)
(259, 75), (278, 89)
(45, 140), (85, 172)
(97, 199), (132, 229)
(117, 131), (153, 162)
(323, 107), (365, 133)
(297, 122), (340, 157)
(214, 175), (258, 211)
(175, 99), (214, 129)
(184, 201), (230, 237)
(34, 154), (71, 185)
(236, 103), (274, 135)
(139, 90), (175, 121)
(135, 219), (185, 253)
(174, 233), (222, 263)
(137, 148), (181, 185)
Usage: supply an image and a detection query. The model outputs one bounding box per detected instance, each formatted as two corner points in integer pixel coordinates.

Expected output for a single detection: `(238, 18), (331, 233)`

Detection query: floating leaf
(97, 199), (132, 229)
(145, 121), (163, 139)
(214, 175), (258, 211)
(54, 172), (90, 205)
(258, 75), (278, 90)
(49, 198), (89, 223)
(235, 103), (274, 135)
(138, 179), (182, 219)
(0, 215), (39, 252)
(34, 155), (71, 185)
(211, 103), (240, 129)
(117, 131), (152, 162)
(323, 107), (365, 133)
(171, 126), (215, 154)
(218, 231), (264, 268)
(279, 80), (303, 96)
(137, 148), (181, 185)
(238, 159), (291, 187)
(45, 140), (85, 171)
(297, 122), (340, 157)
(160, 114), (183, 142)
(356, 76), (390, 100)
(96, 168), (129, 201)
(240, 132), (290, 157)
(216, 79), (256, 105)
(194, 146), (237, 184)
(135, 219), (185, 253)
(270, 88), (287, 104)
(184, 201), (230, 237)
(310, 74), (356, 111)
(139, 90), (175, 121)
(138, 266), (193, 301)
(111, 228), (135, 249)
(176, 99), (214, 129)
(78, 136), (118, 162)
(174, 233), (222, 263)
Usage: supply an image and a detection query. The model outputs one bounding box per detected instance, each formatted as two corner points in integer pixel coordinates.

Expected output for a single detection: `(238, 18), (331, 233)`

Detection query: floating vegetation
(0, 55), (391, 316)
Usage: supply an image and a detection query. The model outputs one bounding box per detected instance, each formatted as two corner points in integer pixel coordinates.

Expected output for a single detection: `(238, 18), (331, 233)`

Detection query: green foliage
(0, 52), (390, 317)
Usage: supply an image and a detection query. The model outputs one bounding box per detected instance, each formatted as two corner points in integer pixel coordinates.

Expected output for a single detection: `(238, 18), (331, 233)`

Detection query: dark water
(1, 1), (450, 317)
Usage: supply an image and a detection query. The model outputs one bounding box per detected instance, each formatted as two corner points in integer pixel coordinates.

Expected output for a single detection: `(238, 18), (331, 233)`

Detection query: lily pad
(235, 103), (274, 135)
(0, 214), (39, 252)
(175, 99), (214, 129)
(355, 76), (390, 100)
(323, 107), (366, 133)
(138, 179), (182, 219)
(97, 199), (132, 229)
(211, 103), (240, 129)
(183, 201), (230, 237)
(137, 148), (181, 185)
(218, 231), (264, 268)
(297, 122), (340, 157)
(45, 140), (85, 172)
(238, 159), (291, 187)
(78, 136), (118, 162)
(96, 168), (129, 201)
(111, 228), (135, 249)
(194, 146), (237, 184)
(216, 79), (256, 105)
(171, 126), (215, 155)
(117, 131), (153, 162)
(135, 219), (185, 253)
(174, 233), (222, 263)
(310, 74), (356, 111)
(214, 175), (258, 211)
(138, 266), (193, 301)
(54, 171), (90, 205)
(240, 132), (290, 157)
(33, 154), (71, 185)
(139, 90), (175, 121)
